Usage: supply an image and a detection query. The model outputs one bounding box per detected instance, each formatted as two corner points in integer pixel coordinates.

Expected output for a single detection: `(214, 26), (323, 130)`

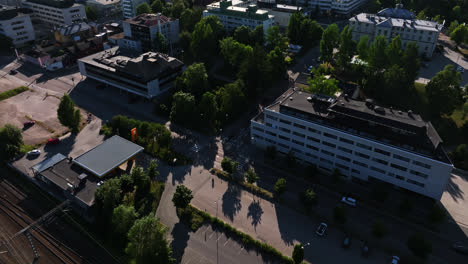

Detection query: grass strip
(210, 168), (274, 200)
(25, 115), (56, 133)
(0, 86), (28, 101)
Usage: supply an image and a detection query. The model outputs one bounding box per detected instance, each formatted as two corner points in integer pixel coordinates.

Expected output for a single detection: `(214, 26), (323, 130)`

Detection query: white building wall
(285, 0), (365, 15)
(202, 11), (274, 34)
(21, 1), (86, 27)
(250, 109), (453, 199)
(121, 0), (147, 19)
(0, 13), (35, 46)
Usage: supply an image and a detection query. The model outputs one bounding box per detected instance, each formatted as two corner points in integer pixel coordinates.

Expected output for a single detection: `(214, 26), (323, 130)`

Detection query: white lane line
(237, 246), (244, 255)
(208, 231), (216, 239)
(223, 238), (230, 246)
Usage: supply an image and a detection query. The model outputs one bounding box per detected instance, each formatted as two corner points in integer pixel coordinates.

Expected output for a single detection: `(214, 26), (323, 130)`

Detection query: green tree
(172, 185), (193, 208)
(320, 23), (339, 62)
(233, 25), (251, 45)
(426, 65), (464, 116)
(216, 79), (246, 119)
(450, 24), (468, 46)
(300, 188), (317, 207)
(382, 65), (410, 103)
(250, 25), (264, 46)
(85, 6), (97, 21)
(170, 92), (197, 126)
(112, 205), (138, 247)
(447, 20), (459, 35)
(57, 94), (80, 133)
(401, 42), (420, 81)
(385, 35), (402, 66)
(416, 10), (426, 19)
(0, 124), (23, 161)
(179, 31), (192, 58)
(299, 19), (323, 48)
(287, 12), (303, 44)
(372, 219), (386, 238)
(72, 108), (81, 133)
(407, 233), (432, 259)
(265, 26), (287, 51)
(153, 32), (168, 53)
(221, 157), (238, 174)
(266, 46), (286, 77)
(336, 25), (355, 69)
(95, 178), (122, 219)
(244, 168), (259, 184)
(198, 92), (218, 129)
(179, 8), (202, 32)
(146, 160), (159, 180)
(307, 74), (339, 96)
(238, 45), (269, 95)
(333, 206), (346, 224)
(126, 216), (175, 264)
(451, 144), (468, 170)
(151, 0), (164, 13)
(274, 178), (287, 197)
(219, 37), (253, 69)
(120, 173), (134, 193)
(175, 63), (209, 97)
(190, 16), (224, 61)
(292, 243), (304, 264)
(357, 35), (369, 60)
(136, 2), (152, 15)
(368, 35), (388, 70)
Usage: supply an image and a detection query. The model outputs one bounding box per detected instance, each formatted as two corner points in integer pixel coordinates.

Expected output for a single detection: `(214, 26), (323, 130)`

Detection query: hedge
(210, 168), (274, 200)
(0, 86), (28, 101)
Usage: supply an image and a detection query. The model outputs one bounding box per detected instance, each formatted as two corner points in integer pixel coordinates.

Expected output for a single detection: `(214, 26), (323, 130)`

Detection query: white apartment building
(349, 4), (442, 57)
(203, 0), (274, 34)
(0, 6), (35, 46)
(86, 0), (121, 17)
(280, 0), (365, 15)
(121, 0), (147, 19)
(251, 89), (453, 200)
(78, 47), (184, 98)
(22, 0), (86, 27)
(120, 13), (179, 52)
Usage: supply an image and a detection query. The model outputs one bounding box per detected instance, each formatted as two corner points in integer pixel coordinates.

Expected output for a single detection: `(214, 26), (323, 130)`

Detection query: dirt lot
(0, 71), (30, 93)
(0, 88), (68, 145)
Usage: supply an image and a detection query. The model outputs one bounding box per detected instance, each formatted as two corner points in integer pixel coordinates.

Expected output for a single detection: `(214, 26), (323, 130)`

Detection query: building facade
(121, 0), (147, 19)
(86, 0), (121, 17)
(22, 0), (86, 27)
(120, 13), (179, 53)
(349, 4), (442, 57)
(279, 0), (365, 15)
(0, 5), (35, 46)
(250, 90), (453, 200)
(203, 0), (274, 34)
(78, 47), (184, 98)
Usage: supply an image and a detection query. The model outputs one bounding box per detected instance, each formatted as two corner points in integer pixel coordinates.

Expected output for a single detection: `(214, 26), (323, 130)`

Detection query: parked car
(457, 66), (465, 73)
(361, 242), (369, 257)
(391, 256), (400, 264)
(342, 235), (351, 248)
(341, 196), (357, 207)
(27, 149), (40, 156)
(9, 69), (17, 75)
(316, 222), (327, 236)
(23, 121), (35, 127)
(452, 242), (468, 255)
(47, 138), (60, 145)
(97, 181), (104, 186)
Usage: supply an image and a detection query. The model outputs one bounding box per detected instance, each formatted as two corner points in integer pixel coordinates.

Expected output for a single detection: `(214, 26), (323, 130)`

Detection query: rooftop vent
(307, 96), (312, 102)
(289, 97), (293, 101)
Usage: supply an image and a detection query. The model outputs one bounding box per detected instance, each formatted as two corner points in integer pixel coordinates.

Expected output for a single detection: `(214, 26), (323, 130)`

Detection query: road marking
(184, 257), (194, 264)
(208, 231), (216, 239)
(223, 237), (230, 246)
(237, 246), (244, 255)
(216, 234), (223, 241)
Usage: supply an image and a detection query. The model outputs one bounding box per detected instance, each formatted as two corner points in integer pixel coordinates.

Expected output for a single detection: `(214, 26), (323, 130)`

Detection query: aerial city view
(0, 0), (468, 263)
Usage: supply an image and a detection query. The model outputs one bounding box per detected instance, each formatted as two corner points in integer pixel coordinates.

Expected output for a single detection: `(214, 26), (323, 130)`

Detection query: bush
(292, 243), (304, 264)
(299, 188), (317, 207)
(221, 157), (238, 174)
(371, 219), (386, 238)
(407, 233), (432, 259)
(428, 204), (446, 224)
(333, 206), (346, 225)
(0, 86), (28, 101)
(274, 178), (287, 198)
(172, 185), (193, 209)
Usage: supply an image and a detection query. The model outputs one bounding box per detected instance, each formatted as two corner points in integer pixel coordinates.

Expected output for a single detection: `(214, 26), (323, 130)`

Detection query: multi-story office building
(203, 0), (274, 34)
(0, 5), (35, 46)
(251, 89), (453, 199)
(349, 4), (442, 57)
(86, 0), (121, 17)
(78, 47), (184, 98)
(120, 13), (179, 53)
(279, 0), (365, 15)
(121, 0), (147, 19)
(22, 0), (86, 27)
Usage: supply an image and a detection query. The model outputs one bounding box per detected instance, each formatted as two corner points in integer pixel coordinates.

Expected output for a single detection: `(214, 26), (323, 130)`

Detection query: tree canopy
(307, 74), (339, 96)
(0, 124), (23, 161)
(85, 6), (97, 21)
(136, 2), (152, 16)
(175, 63), (209, 97)
(153, 32), (168, 53)
(320, 24), (339, 62)
(172, 184), (193, 208)
(426, 65), (464, 116)
(57, 94), (81, 133)
(112, 205), (138, 247)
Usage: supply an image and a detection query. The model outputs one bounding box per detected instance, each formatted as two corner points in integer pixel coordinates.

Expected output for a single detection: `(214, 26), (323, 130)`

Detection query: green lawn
(0, 86), (28, 101)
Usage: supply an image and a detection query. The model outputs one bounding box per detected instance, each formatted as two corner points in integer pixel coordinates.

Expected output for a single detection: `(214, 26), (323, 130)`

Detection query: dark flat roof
(73, 135), (143, 177)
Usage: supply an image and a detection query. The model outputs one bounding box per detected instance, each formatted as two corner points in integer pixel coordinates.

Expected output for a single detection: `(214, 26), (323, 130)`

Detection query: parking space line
(208, 231), (216, 239)
(223, 237), (230, 246)
(237, 246), (244, 255)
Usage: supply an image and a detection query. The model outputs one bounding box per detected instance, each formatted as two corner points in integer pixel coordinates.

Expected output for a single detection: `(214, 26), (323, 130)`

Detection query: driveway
(418, 46), (467, 86)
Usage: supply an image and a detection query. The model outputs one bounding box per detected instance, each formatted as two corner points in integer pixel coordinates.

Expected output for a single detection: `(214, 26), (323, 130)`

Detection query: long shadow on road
(170, 221), (191, 263)
(222, 182), (242, 222)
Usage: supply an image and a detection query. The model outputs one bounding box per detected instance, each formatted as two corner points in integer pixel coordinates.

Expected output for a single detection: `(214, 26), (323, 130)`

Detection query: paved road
(418, 46), (467, 86)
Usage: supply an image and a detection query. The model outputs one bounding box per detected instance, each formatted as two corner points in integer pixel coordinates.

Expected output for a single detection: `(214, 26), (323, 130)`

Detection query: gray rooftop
(57, 22), (91, 36)
(350, 13), (442, 32)
(73, 135), (144, 177)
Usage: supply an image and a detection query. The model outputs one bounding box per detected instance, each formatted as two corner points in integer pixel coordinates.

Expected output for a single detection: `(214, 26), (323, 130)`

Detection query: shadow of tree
(170, 221), (191, 262)
(447, 174), (465, 202)
(43, 133), (76, 160)
(247, 200), (264, 231)
(222, 182), (242, 221)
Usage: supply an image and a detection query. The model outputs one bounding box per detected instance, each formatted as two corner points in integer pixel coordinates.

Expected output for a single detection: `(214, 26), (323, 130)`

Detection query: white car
(97, 181), (104, 186)
(457, 66), (465, 73)
(391, 256), (400, 264)
(27, 149), (41, 156)
(341, 197), (357, 207)
(316, 222), (327, 236)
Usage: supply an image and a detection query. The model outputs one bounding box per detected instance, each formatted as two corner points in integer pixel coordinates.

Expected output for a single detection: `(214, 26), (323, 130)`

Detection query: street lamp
(302, 242), (311, 249)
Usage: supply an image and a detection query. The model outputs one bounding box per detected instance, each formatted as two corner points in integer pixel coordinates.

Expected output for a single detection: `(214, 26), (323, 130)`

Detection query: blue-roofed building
(349, 4), (442, 57)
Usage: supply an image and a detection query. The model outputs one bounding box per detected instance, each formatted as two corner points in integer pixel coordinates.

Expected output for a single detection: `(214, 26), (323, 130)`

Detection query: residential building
(86, 0), (121, 17)
(78, 46), (184, 98)
(120, 13), (179, 53)
(0, 5), (35, 46)
(54, 22), (96, 46)
(280, 0), (365, 15)
(250, 89), (453, 200)
(203, 0), (274, 34)
(349, 4), (442, 57)
(22, 0), (86, 27)
(121, 0), (147, 19)
(257, 1), (303, 28)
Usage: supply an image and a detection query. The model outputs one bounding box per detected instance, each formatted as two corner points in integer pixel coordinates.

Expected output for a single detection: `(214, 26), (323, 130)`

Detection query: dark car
(452, 242), (468, 255)
(9, 69), (17, 75)
(361, 242), (370, 257)
(24, 121), (35, 127)
(342, 235), (351, 248)
(47, 138), (60, 145)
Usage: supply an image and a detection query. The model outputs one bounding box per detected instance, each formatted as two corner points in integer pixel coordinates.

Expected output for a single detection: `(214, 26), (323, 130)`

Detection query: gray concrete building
(22, 0), (86, 27)
(121, 0), (147, 19)
(0, 5), (35, 46)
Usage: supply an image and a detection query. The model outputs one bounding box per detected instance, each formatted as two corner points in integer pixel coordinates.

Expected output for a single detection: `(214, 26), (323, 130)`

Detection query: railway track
(0, 181), (88, 264)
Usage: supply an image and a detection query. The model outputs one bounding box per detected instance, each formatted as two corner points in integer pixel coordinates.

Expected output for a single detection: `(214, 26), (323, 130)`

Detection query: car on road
(451, 242), (468, 255)
(23, 121), (35, 127)
(97, 181), (104, 186)
(9, 69), (17, 75)
(361, 242), (369, 257)
(391, 256), (400, 264)
(316, 222), (327, 236)
(341, 196), (357, 207)
(457, 66), (465, 73)
(27, 149), (40, 156)
(47, 138), (60, 145)
(342, 235), (351, 248)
